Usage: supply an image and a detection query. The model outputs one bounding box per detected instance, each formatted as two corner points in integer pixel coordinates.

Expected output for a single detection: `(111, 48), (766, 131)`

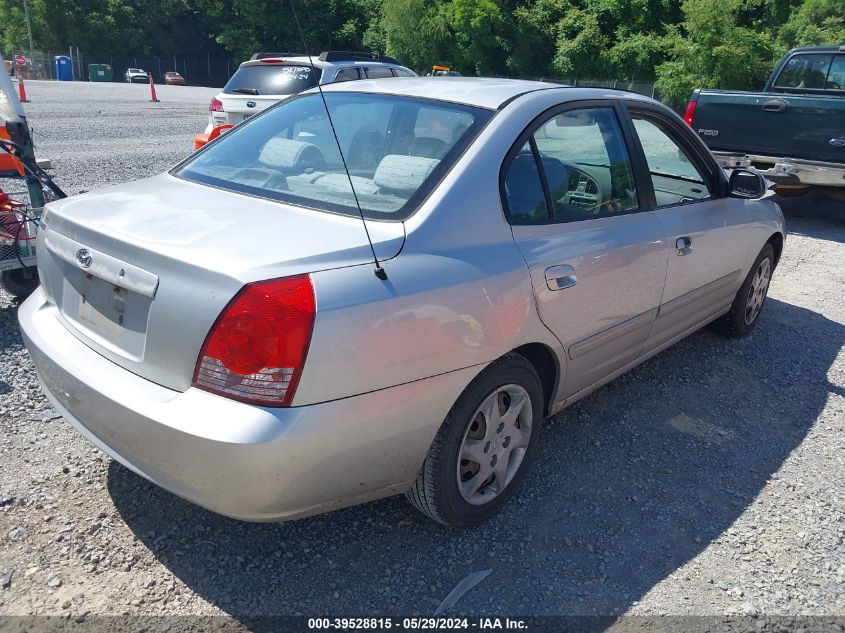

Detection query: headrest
(373, 155), (440, 194)
(259, 138), (324, 172)
(311, 173), (380, 196)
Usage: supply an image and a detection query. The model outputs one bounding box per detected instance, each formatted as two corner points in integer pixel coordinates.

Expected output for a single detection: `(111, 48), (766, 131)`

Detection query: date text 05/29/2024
(307, 617), (528, 630)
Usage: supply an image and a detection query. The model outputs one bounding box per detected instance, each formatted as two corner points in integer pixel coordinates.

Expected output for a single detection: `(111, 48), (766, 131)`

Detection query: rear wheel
(1, 268), (39, 299)
(715, 244), (774, 338)
(406, 353), (543, 527)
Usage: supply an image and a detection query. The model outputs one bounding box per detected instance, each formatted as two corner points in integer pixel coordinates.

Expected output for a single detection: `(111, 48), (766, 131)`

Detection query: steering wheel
(562, 168), (604, 214)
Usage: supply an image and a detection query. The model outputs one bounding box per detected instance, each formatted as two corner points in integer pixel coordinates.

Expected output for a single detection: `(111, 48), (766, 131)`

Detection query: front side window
(528, 107), (638, 222)
(631, 116), (712, 207)
(223, 64), (322, 96)
(774, 54), (832, 90)
(177, 92), (492, 220)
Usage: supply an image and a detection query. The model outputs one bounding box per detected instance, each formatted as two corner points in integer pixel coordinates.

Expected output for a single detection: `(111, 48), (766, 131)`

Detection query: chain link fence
(3, 49), (237, 87)
(2, 50), (661, 99)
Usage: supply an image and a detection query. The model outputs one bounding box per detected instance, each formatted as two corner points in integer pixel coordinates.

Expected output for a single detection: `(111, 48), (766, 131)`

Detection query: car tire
(1, 267), (39, 299)
(405, 352), (543, 528)
(715, 243), (774, 338)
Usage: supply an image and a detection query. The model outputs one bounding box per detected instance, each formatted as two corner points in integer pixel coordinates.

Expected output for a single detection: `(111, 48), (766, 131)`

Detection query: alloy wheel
(744, 257), (772, 325)
(456, 384), (533, 505)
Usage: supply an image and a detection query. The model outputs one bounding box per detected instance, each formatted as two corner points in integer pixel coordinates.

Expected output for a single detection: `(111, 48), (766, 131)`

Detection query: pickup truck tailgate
(692, 90), (845, 164)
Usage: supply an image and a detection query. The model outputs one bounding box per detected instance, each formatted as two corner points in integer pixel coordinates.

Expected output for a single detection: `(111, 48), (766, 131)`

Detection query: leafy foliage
(0, 0), (842, 105)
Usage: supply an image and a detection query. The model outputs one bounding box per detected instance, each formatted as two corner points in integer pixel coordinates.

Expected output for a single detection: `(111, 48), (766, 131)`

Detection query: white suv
(125, 68), (148, 83)
(203, 51), (416, 134)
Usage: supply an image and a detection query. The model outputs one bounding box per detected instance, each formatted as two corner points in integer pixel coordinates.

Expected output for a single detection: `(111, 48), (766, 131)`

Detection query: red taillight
(192, 275), (315, 407)
(259, 58), (284, 63)
(209, 97), (224, 112)
(683, 100), (697, 127)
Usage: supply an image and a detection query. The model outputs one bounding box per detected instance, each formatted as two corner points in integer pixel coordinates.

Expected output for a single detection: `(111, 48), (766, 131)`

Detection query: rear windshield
(773, 54), (844, 91)
(175, 92), (492, 220)
(223, 64), (322, 96)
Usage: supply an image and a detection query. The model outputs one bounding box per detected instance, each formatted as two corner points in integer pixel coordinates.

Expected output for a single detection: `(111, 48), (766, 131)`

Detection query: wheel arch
(511, 342), (560, 417)
(767, 231), (784, 268)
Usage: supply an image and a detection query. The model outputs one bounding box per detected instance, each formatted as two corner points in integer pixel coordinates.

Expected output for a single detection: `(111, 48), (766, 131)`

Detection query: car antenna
(287, 0), (388, 281)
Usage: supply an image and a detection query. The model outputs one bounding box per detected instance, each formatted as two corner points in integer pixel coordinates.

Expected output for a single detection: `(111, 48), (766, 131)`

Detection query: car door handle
(676, 236), (693, 256)
(545, 265), (577, 290)
(763, 99), (787, 113)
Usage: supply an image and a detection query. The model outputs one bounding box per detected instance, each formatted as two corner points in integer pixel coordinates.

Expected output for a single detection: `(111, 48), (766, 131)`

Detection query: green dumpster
(87, 64), (113, 82)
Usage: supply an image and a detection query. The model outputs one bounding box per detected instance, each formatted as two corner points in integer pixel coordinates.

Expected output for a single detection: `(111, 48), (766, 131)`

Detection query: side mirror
(729, 168), (766, 199)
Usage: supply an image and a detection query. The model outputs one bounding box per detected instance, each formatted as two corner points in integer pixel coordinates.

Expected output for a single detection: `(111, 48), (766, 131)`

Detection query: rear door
(623, 102), (749, 353)
(504, 101), (668, 397)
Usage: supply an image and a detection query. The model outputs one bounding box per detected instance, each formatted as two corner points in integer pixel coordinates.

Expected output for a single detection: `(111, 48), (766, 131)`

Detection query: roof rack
(249, 52), (306, 61)
(318, 51), (399, 64)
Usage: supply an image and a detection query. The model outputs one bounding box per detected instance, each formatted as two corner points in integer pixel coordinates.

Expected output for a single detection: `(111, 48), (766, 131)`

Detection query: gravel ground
(0, 80), (843, 622)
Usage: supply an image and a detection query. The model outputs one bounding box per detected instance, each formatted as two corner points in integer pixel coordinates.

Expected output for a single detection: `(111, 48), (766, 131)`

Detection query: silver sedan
(19, 78), (784, 527)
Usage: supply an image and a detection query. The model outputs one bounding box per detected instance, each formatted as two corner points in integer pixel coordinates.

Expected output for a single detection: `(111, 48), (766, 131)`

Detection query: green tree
(508, 0), (571, 77)
(656, 0), (777, 107)
(778, 0), (845, 46)
(552, 7), (610, 78)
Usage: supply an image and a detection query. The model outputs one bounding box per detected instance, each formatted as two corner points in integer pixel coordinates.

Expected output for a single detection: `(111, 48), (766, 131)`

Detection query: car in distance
(203, 50), (417, 135)
(685, 45), (845, 195)
(163, 71), (185, 86)
(20, 79), (784, 527)
(125, 68), (148, 83)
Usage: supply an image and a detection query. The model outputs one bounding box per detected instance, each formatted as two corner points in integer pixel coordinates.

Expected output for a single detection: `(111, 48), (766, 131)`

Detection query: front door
(503, 103), (668, 398)
(624, 105), (751, 353)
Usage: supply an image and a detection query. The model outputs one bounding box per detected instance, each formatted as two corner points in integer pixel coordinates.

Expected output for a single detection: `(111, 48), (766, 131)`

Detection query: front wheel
(406, 353), (543, 527)
(715, 244), (774, 338)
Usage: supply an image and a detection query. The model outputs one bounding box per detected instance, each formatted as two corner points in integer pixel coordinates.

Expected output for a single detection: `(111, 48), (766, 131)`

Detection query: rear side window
(503, 107), (638, 224)
(334, 68), (360, 82)
(503, 142), (550, 223)
(393, 68), (416, 77)
(176, 92), (492, 220)
(365, 67), (394, 79)
(774, 54), (832, 90)
(223, 64), (322, 96)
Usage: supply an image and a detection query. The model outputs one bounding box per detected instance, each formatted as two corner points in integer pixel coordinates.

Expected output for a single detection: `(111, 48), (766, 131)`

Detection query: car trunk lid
(218, 94), (280, 125)
(36, 173), (404, 392)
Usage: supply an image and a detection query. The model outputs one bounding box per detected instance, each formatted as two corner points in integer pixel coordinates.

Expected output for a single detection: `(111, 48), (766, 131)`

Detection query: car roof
(314, 77), (566, 109)
(313, 77), (662, 110)
(788, 45), (845, 54)
(239, 57), (407, 70)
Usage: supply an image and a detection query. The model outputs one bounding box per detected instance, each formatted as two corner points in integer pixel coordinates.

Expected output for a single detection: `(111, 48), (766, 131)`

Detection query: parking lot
(0, 80), (843, 620)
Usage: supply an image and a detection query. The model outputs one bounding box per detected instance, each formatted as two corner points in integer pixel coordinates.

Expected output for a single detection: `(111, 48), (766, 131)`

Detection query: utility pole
(22, 0), (34, 60)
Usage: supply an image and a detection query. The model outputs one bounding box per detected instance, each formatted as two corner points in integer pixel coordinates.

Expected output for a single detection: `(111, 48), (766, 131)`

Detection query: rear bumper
(19, 288), (478, 521)
(713, 152), (845, 188)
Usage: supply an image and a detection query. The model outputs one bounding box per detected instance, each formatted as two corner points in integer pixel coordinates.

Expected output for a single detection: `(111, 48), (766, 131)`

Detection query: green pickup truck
(685, 45), (845, 194)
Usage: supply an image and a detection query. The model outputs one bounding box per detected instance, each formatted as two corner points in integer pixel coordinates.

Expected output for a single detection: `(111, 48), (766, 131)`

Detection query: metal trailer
(0, 52), (65, 298)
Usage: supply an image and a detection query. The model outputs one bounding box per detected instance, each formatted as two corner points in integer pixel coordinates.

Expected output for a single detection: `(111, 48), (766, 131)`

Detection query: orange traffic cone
(148, 72), (160, 103)
(18, 76), (29, 103)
